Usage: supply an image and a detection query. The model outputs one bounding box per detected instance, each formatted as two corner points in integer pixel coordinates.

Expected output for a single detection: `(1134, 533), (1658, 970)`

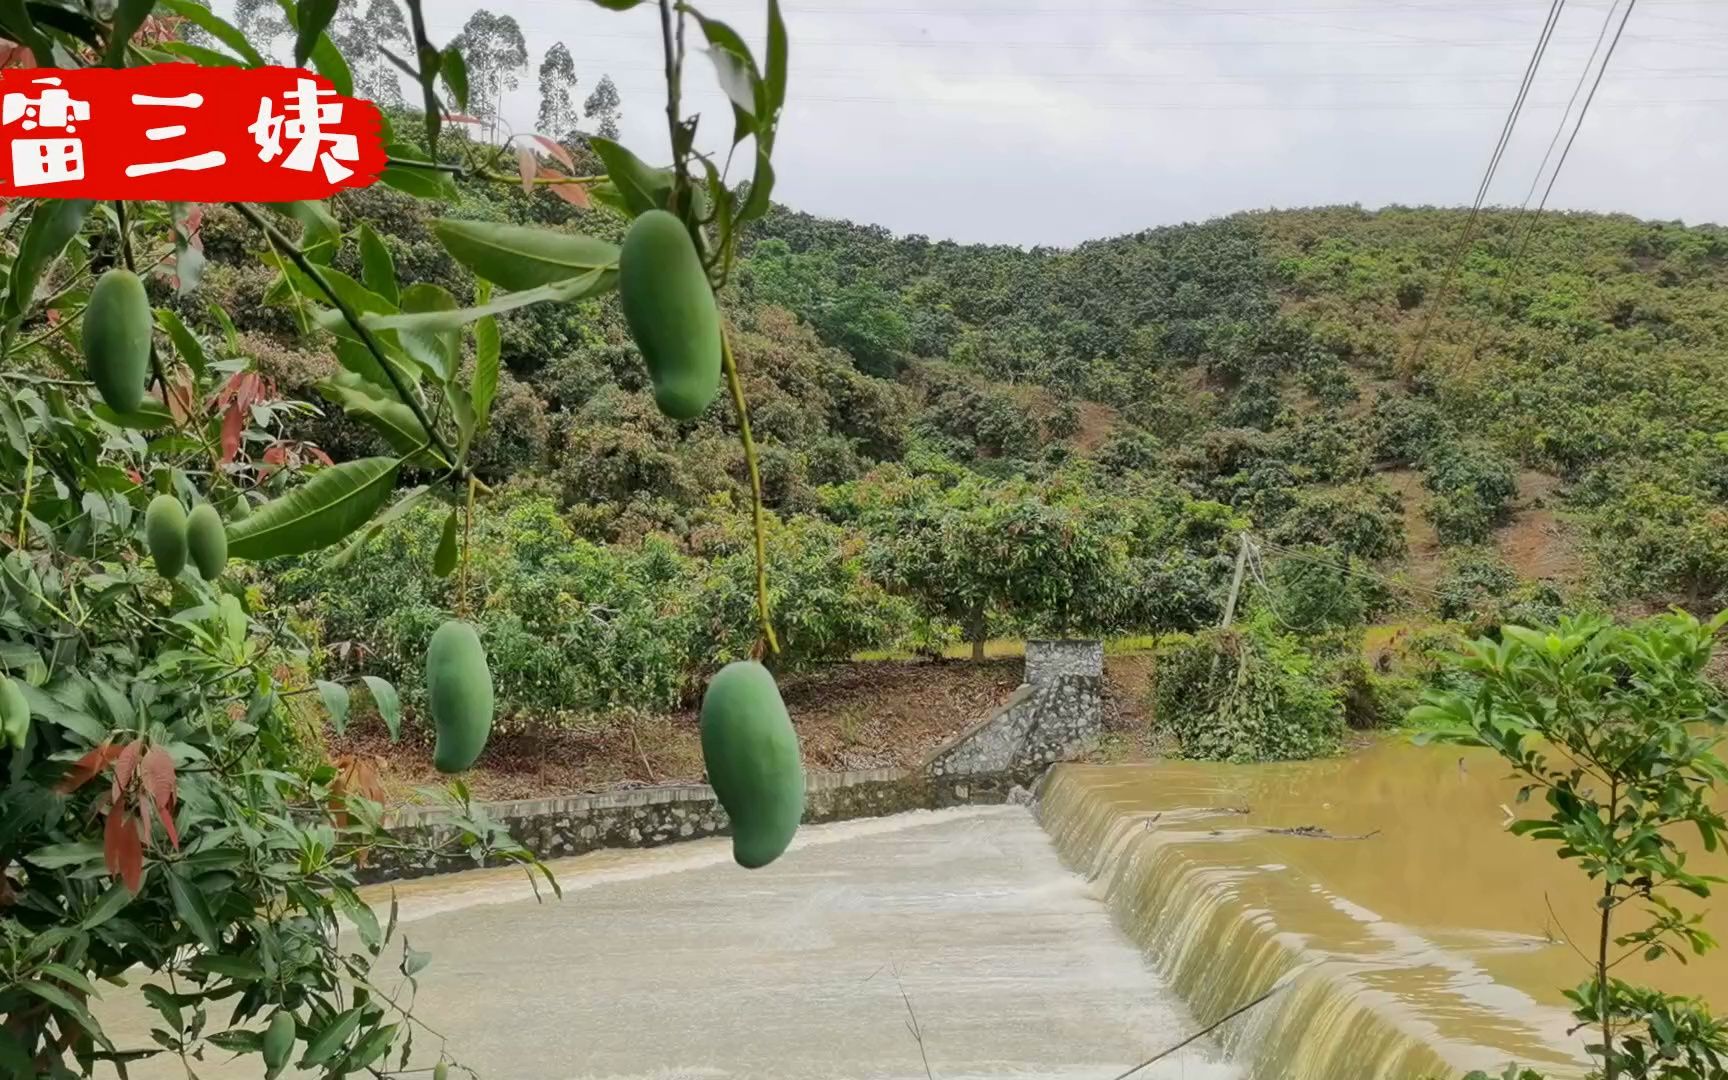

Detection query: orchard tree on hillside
(0, 0), (799, 1071)
(537, 42), (580, 141)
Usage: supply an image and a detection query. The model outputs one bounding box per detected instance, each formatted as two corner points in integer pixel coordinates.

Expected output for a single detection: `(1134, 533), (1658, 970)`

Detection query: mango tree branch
(720, 325), (778, 655)
(229, 201), (487, 494)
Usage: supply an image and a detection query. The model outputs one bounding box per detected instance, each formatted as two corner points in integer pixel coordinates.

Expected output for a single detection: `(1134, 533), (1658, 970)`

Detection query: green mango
(0, 676), (29, 750)
(618, 209), (722, 420)
(261, 1010), (295, 1079)
(700, 661), (804, 869)
(186, 503), (227, 580)
(83, 268), (153, 415)
(228, 493), (251, 520)
(426, 619), (493, 773)
(144, 494), (187, 579)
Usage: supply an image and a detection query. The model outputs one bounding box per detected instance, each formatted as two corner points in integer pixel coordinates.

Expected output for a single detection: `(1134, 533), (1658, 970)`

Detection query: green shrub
(1151, 617), (1344, 761)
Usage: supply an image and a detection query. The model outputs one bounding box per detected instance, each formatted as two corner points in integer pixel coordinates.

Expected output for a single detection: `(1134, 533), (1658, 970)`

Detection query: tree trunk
(968, 601), (986, 661)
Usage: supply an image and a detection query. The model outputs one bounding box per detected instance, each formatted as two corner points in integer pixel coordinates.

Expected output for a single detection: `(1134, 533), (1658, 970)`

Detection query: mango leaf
(155, 39), (247, 66)
(397, 283), (460, 381)
(688, 11), (762, 126)
(765, 0), (787, 123)
(586, 139), (671, 217)
(380, 149), (459, 200)
(431, 219), (618, 291)
(266, 201), (340, 264)
(156, 308), (206, 379)
(316, 680), (351, 735)
(300, 1007), (362, 1067)
(5, 199), (91, 319)
(80, 880), (133, 930)
(226, 457), (400, 560)
(23, 841), (104, 870)
(92, 398), (175, 431)
(440, 44), (468, 110)
(357, 224), (398, 307)
(0, 0), (55, 66)
(587, 0), (645, 7)
(361, 677), (401, 741)
(20, 981), (113, 1050)
(294, 0), (339, 67)
(166, 868), (219, 950)
(0, 1028), (31, 1077)
(315, 379), (444, 467)
(472, 302), (500, 429)
(326, 485), (430, 569)
(159, 0), (265, 65)
(103, 0), (157, 66)
(449, 384), (476, 461)
(360, 271), (614, 333)
(739, 149), (775, 222)
(433, 510), (458, 578)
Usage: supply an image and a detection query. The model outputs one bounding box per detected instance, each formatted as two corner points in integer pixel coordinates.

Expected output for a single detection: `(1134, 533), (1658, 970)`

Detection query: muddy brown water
(1041, 736), (1728, 1079)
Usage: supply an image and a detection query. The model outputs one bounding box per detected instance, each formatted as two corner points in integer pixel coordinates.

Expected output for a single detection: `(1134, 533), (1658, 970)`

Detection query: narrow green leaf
(104, 0), (158, 66)
(92, 398), (175, 431)
(357, 224), (398, 307)
(326, 485), (430, 569)
(23, 841), (104, 870)
(294, 0), (339, 66)
(155, 40), (247, 67)
(0, 0), (56, 66)
(440, 45), (469, 110)
(380, 149), (460, 200)
(315, 379), (443, 467)
(0, 1027), (32, 1077)
(80, 881), (134, 929)
(316, 680), (351, 735)
(159, 0), (265, 65)
(299, 1007), (362, 1067)
(765, 0), (788, 121)
(226, 457), (400, 560)
(167, 869), (219, 949)
(361, 676), (401, 741)
(738, 150), (776, 222)
(472, 308), (500, 430)
(586, 139), (671, 217)
(20, 981), (114, 1050)
(433, 510), (459, 578)
(432, 219), (619, 292)
(6, 200), (92, 320)
(360, 271), (615, 333)
(397, 283), (460, 381)
(155, 308), (207, 379)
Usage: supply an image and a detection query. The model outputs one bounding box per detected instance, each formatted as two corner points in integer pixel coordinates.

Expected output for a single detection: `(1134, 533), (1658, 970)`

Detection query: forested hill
(198, 165), (1728, 721)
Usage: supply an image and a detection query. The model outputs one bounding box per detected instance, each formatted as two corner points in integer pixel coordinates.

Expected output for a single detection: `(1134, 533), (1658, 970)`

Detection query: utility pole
(1220, 532), (1249, 632)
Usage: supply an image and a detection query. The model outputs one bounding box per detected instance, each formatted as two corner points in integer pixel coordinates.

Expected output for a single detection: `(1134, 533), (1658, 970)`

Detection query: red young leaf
(58, 743), (121, 794)
(306, 445), (334, 466)
(530, 134), (574, 170)
(164, 377), (197, 424)
(45, 308), (60, 325)
(516, 147), (536, 194)
(104, 806), (144, 893)
(538, 167), (590, 209)
(219, 404), (244, 464)
(111, 740), (142, 802)
(141, 746), (179, 850)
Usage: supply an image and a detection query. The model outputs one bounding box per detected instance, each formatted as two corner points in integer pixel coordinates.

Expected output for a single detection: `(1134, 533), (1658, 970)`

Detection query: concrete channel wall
(362, 640), (1105, 882)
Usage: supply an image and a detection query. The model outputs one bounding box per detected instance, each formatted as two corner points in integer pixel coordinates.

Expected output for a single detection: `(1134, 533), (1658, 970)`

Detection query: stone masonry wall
(361, 640), (1105, 882)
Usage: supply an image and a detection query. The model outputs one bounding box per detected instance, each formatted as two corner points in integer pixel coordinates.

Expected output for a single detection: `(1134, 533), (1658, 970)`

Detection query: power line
(1402, 0), (1567, 380)
(1468, 0), (1632, 359)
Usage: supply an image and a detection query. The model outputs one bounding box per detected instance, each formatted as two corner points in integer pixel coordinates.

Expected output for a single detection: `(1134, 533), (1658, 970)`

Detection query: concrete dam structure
(98, 652), (1726, 1079)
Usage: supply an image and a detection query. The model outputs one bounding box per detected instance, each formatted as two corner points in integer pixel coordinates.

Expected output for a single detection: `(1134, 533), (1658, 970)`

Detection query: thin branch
(892, 966), (934, 1080)
(1107, 980), (1288, 1080)
(229, 201), (486, 494)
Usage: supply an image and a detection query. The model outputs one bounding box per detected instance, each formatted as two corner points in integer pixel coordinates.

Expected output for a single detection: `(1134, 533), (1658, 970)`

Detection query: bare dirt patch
(1380, 467), (1444, 588)
(331, 659), (1024, 805)
(1493, 470), (1582, 584)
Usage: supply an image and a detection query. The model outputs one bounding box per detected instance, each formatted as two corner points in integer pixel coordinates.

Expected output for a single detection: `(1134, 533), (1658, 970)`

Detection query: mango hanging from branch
(618, 209), (722, 421)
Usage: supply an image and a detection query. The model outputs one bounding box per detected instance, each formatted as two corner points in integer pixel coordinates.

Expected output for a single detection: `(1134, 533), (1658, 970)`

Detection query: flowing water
(1040, 737), (1728, 1080)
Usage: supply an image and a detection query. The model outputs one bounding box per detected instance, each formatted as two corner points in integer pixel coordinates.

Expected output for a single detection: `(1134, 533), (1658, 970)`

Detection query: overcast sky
(241, 0), (1728, 246)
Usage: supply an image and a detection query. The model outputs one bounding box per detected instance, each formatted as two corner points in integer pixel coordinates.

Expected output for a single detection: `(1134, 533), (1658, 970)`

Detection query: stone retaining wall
(361, 641), (1104, 882)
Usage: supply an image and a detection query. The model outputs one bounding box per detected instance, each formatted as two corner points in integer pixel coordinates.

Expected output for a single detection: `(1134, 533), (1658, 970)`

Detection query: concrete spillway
(104, 806), (1237, 1080)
